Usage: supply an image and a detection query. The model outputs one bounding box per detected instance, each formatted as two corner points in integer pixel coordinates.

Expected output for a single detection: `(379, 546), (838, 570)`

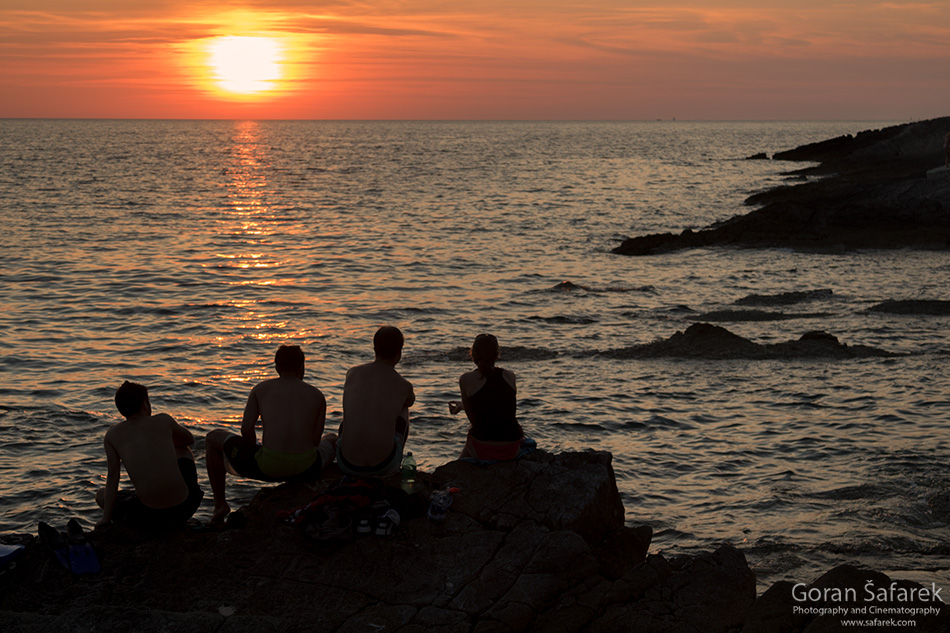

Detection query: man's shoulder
(103, 420), (123, 441)
(300, 381), (326, 399)
(250, 377), (281, 392)
(345, 362), (376, 380)
(148, 412), (176, 425)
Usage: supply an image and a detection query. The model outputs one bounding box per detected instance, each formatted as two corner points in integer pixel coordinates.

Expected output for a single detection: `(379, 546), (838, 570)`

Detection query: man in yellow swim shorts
(205, 345), (337, 523)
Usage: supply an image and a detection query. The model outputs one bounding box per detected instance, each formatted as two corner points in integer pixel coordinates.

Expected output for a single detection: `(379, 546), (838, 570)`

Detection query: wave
(546, 281), (655, 294)
(526, 315), (599, 325)
(405, 345), (562, 366)
(734, 289), (834, 306)
(695, 309), (832, 322)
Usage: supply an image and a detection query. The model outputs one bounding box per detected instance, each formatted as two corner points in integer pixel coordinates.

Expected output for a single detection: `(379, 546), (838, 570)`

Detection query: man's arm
(311, 392), (328, 446)
(97, 437), (121, 527)
(168, 415), (195, 447)
(404, 382), (415, 409)
(240, 388), (260, 444)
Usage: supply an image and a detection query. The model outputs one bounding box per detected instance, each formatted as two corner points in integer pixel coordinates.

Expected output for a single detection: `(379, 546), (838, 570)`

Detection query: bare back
(104, 414), (190, 509)
(341, 361), (414, 466)
(243, 376), (327, 453)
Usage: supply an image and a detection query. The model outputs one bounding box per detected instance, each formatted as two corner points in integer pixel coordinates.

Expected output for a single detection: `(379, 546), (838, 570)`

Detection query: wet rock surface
(613, 117), (950, 255)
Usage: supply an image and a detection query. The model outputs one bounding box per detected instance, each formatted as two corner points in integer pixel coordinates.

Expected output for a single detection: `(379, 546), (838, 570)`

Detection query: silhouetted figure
(97, 381), (203, 530)
(205, 345), (336, 523)
(336, 326), (415, 477)
(448, 334), (525, 461)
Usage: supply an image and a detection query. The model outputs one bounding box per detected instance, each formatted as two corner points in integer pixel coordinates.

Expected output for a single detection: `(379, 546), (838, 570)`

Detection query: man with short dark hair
(97, 382), (203, 530)
(205, 345), (336, 523)
(337, 326), (415, 477)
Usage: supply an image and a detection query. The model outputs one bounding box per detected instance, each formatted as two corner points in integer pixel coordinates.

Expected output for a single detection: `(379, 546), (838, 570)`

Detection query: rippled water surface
(2, 119), (948, 590)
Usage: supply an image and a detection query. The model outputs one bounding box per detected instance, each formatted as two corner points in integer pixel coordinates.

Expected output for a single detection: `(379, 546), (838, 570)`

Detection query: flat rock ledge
(0, 450), (754, 633)
(3, 450), (945, 632)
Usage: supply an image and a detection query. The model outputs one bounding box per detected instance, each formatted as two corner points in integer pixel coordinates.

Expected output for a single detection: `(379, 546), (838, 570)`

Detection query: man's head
(275, 345), (306, 377)
(115, 381), (149, 418)
(373, 326), (404, 363)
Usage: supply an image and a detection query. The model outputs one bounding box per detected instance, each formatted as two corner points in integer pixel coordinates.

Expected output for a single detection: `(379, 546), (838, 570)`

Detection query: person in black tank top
(449, 334), (524, 460)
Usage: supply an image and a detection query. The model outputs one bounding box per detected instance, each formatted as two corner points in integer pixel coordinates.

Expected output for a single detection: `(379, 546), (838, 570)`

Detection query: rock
(4, 450), (943, 632)
(430, 450), (625, 545)
(588, 544), (756, 633)
(614, 117), (950, 255)
(744, 565), (950, 632)
(741, 581), (806, 633)
(0, 450), (693, 633)
(867, 299), (950, 316)
(926, 166), (950, 181)
(600, 323), (897, 360)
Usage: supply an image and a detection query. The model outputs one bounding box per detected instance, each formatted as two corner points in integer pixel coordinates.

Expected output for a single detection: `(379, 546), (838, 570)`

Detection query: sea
(2, 119), (948, 592)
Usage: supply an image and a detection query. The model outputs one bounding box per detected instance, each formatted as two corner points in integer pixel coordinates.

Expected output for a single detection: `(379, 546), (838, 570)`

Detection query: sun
(207, 36), (283, 95)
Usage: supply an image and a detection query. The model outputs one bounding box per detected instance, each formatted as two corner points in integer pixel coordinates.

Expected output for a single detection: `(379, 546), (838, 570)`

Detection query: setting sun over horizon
(206, 36), (285, 96)
(1, 1), (948, 120)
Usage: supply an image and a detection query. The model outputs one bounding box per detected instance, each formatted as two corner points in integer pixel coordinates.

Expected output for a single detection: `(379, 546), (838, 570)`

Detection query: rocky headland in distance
(613, 117), (950, 255)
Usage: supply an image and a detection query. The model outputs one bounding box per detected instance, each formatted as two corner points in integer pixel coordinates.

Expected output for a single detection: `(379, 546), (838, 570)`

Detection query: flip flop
(66, 518), (100, 575)
(38, 521), (71, 571)
(0, 543), (25, 572)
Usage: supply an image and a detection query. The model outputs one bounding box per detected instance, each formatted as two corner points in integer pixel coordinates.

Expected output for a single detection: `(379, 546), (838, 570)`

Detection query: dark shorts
(336, 435), (404, 478)
(113, 458), (204, 529)
(223, 436), (326, 483)
(336, 416), (408, 478)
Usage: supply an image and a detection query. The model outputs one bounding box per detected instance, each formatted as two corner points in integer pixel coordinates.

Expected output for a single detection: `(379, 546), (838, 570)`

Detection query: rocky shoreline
(2, 450), (948, 632)
(613, 117), (950, 255)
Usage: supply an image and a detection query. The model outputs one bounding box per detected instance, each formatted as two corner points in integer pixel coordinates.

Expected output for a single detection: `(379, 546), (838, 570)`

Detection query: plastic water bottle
(400, 451), (417, 484)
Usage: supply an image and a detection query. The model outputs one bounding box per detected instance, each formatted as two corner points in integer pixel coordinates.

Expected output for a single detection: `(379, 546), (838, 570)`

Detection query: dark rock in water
(798, 330), (839, 344)
(614, 117), (950, 255)
(548, 281), (655, 293)
(601, 323), (897, 360)
(551, 280), (585, 292)
(747, 152), (770, 160)
(867, 299), (950, 315)
(527, 314), (600, 325)
(735, 289), (834, 306)
(0, 450), (759, 633)
(744, 565), (950, 632)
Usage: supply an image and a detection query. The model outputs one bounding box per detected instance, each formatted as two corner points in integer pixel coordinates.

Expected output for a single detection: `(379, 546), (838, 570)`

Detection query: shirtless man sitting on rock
(97, 381), (204, 530)
(205, 345), (336, 523)
(336, 326), (415, 477)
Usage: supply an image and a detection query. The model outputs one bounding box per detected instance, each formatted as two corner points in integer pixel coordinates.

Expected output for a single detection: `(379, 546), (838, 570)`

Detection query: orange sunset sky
(2, 1), (948, 120)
